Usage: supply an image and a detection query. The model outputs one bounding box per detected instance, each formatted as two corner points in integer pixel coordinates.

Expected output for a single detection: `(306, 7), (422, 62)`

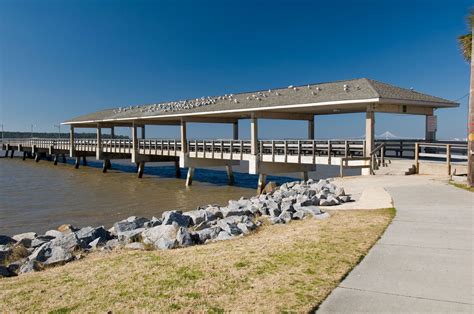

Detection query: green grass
(450, 181), (474, 192)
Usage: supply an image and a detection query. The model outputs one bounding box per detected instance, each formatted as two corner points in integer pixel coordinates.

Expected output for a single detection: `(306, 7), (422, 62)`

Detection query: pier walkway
(317, 176), (473, 313)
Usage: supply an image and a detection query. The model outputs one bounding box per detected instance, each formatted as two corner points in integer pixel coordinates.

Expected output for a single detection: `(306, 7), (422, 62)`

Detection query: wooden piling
(186, 167), (195, 186)
(137, 161), (145, 178)
(75, 157), (80, 169)
(226, 165), (234, 185)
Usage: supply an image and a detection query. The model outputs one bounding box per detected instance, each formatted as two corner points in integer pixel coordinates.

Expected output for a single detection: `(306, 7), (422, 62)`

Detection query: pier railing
(415, 142), (468, 175)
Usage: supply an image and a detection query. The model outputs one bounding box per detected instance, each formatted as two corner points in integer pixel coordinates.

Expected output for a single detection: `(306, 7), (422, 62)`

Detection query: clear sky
(0, 0), (472, 140)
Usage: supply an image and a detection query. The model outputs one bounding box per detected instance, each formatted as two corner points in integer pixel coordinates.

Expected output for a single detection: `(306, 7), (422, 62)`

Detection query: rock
(31, 235), (55, 248)
(7, 258), (26, 274)
(50, 232), (80, 251)
(262, 181), (278, 194)
(124, 242), (145, 250)
(268, 207), (281, 218)
(320, 195), (339, 206)
(114, 216), (149, 232)
(183, 209), (214, 226)
(339, 195), (351, 203)
(12, 232), (37, 244)
(195, 227), (221, 243)
(18, 260), (43, 274)
(45, 230), (64, 238)
(176, 227), (194, 247)
(237, 223), (250, 235)
(279, 211), (292, 224)
(143, 216), (162, 228)
(75, 226), (109, 246)
(104, 239), (121, 250)
(302, 206), (322, 216)
(57, 224), (78, 234)
(0, 246), (11, 263)
(0, 235), (16, 246)
(142, 224), (178, 250)
(334, 186), (345, 197)
(314, 212), (330, 220)
(117, 228), (145, 244)
(113, 221), (139, 234)
(162, 211), (192, 228)
(0, 265), (12, 277)
(221, 199), (253, 218)
(204, 206), (224, 219)
(88, 237), (103, 250)
(292, 210), (306, 220)
(213, 231), (233, 241)
(43, 246), (74, 265)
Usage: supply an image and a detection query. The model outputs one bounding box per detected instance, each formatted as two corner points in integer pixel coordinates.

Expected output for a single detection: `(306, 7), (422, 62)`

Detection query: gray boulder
(221, 199), (253, 218)
(31, 235), (55, 248)
(339, 195), (351, 203)
(269, 217), (283, 224)
(50, 232), (80, 251)
(183, 209), (214, 226)
(279, 211), (292, 224)
(45, 230), (64, 238)
(43, 246), (74, 265)
(142, 224), (179, 250)
(117, 228), (144, 244)
(292, 210), (306, 220)
(268, 207), (281, 217)
(88, 237), (102, 250)
(7, 258), (26, 274)
(75, 226), (110, 246)
(12, 232), (37, 244)
(176, 227), (194, 247)
(18, 260), (42, 274)
(143, 216), (162, 228)
(0, 235), (16, 246)
(314, 212), (330, 220)
(195, 227), (221, 243)
(302, 206), (322, 216)
(204, 206), (223, 219)
(162, 211), (192, 228)
(0, 246), (11, 263)
(213, 231), (233, 241)
(104, 239), (121, 250)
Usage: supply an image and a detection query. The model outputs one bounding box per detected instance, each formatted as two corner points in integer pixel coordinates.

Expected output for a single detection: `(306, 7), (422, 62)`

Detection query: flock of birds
(112, 83), (361, 115)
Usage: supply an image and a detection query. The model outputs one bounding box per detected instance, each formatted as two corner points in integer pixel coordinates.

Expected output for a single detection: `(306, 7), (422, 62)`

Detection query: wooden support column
(96, 125), (102, 160)
(34, 153), (40, 162)
(232, 122), (239, 140)
(10, 150), (14, 158)
(141, 126), (146, 139)
(54, 154), (59, 165)
(425, 114), (436, 142)
(69, 126), (75, 157)
(180, 119), (187, 154)
(22, 152), (27, 161)
(249, 115), (259, 174)
(257, 173), (267, 195)
(364, 110), (375, 176)
(75, 157), (80, 169)
(308, 118), (315, 140)
(226, 165), (234, 185)
(111, 127), (115, 139)
(137, 161), (145, 178)
(174, 160), (181, 177)
(82, 156), (88, 166)
(131, 122), (138, 163)
(186, 167), (194, 186)
(102, 160), (109, 173)
(62, 154), (67, 163)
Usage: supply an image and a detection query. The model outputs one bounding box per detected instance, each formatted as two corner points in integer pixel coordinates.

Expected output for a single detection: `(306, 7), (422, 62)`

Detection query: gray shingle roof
(64, 78), (458, 124)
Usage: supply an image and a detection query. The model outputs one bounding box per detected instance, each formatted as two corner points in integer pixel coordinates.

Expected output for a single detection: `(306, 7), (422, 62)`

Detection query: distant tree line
(1, 131), (129, 139)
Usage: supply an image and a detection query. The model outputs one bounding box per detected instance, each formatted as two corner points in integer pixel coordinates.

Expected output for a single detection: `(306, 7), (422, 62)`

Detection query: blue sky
(0, 0), (472, 140)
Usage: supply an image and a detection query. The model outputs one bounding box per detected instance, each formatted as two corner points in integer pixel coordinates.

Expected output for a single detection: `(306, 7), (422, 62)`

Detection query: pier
(1, 78), (466, 190)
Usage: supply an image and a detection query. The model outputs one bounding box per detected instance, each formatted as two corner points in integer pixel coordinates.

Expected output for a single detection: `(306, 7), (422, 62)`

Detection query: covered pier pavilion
(5, 78), (459, 191)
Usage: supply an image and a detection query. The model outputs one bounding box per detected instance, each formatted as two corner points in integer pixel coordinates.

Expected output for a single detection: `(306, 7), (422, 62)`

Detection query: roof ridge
(363, 78), (381, 98)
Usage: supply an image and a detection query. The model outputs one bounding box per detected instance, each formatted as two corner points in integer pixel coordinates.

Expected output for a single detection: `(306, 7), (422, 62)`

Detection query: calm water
(0, 153), (357, 235)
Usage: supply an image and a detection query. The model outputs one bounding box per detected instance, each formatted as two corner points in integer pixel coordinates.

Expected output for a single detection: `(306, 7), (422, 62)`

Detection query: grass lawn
(0, 208), (394, 313)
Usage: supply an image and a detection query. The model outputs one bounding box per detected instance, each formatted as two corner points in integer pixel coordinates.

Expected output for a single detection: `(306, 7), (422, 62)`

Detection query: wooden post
(415, 143), (419, 174)
(365, 111), (375, 157)
(186, 167), (195, 186)
(22, 151), (27, 161)
(257, 173), (266, 195)
(69, 126), (75, 157)
(141, 126), (146, 139)
(137, 161), (145, 178)
(111, 127), (115, 139)
(10, 150), (14, 158)
(131, 122), (138, 163)
(232, 122), (238, 140)
(249, 115), (259, 174)
(425, 114), (436, 142)
(226, 165), (234, 185)
(96, 125), (102, 160)
(181, 119), (187, 154)
(75, 156), (80, 169)
(446, 144), (451, 176)
(174, 160), (181, 178)
(54, 154), (58, 165)
(301, 171), (308, 181)
(34, 153), (40, 162)
(308, 118), (314, 140)
(82, 156), (87, 166)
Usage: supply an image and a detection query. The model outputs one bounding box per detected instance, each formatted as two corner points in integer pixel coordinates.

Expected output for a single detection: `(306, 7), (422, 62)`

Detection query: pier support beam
(137, 161), (145, 178)
(35, 153), (40, 162)
(4, 150), (8, 158)
(96, 125), (102, 160)
(226, 165), (234, 185)
(75, 157), (80, 169)
(102, 159), (110, 173)
(175, 160), (181, 178)
(141, 126), (146, 139)
(232, 122), (239, 140)
(249, 115), (259, 174)
(308, 118), (315, 140)
(69, 126), (75, 157)
(186, 167), (194, 186)
(111, 127), (115, 139)
(82, 156), (88, 166)
(54, 154), (59, 165)
(363, 110), (375, 175)
(425, 114), (436, 142)
(62, 154), (67, 163)
(257, 173), (267, 195)
(22, 152), (27, 161)
(131, 123), (138, 163)
(10, 149), (14, 158)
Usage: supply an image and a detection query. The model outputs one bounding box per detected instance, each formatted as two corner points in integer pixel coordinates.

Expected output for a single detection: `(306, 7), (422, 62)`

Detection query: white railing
(415, 142), (468, 175)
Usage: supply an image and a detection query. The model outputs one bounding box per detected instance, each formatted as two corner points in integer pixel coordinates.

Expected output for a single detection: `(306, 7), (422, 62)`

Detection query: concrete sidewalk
(318, 177), (473, 313)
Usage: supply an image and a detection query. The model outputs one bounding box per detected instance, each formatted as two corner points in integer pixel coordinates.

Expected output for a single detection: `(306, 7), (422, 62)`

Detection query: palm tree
(458, 9), (473, 186)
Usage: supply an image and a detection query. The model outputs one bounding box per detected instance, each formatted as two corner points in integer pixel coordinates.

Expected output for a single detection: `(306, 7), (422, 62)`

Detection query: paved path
(318, 178), (473, 313)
